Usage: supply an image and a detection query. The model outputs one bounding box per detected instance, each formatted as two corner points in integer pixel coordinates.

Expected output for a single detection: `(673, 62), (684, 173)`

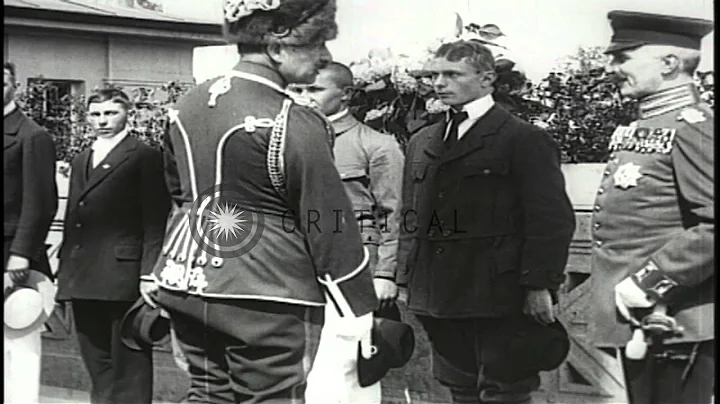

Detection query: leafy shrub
(17, 79), (191, 176)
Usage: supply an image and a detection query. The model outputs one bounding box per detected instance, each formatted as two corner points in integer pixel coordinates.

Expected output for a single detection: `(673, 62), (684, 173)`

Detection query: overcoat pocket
(115, 245), (142, 261)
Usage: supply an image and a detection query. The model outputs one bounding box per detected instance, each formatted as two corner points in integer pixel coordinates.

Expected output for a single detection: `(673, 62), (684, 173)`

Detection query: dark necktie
(445, 110), (469, 151)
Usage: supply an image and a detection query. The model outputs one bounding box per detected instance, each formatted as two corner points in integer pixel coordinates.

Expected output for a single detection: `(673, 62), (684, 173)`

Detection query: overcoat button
(597, 188), (604, 194)
(78, 201), (86, 207)
(435, 247), (443, 254)
(595, 240), (603, 247)
(483, 169), (491, 175)
(75, 223), (82, 228)
(594, 205), (601, 212)
(442, 230), (451, 236)
(604, 170), (611, 176)
(594, 223), (601, 230)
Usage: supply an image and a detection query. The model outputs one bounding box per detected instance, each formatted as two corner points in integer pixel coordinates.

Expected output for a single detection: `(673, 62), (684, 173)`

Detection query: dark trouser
(72, 299), (153, 404)
(622, 340), (715, 404)
(157, 289), (324, 404)
(417, 316), (540, 404)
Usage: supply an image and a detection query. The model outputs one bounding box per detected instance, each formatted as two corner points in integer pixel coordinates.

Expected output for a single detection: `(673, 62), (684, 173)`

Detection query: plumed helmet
(223, 0), (338, 46)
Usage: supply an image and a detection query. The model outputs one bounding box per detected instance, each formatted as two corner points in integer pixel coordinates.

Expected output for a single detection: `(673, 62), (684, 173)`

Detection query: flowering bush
(348, 37), (715, 163)
(17, 79), (191, 176)
(347, 22), (529, 148)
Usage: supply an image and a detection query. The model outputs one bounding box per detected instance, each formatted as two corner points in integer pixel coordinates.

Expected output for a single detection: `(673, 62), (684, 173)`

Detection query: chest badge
(679, 108), (706, 123)
(613, 162), (643, 189)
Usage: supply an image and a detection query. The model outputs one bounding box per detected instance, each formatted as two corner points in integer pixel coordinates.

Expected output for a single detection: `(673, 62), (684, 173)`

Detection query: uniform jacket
(153, 62), (377, 318)
(589, 84), (714, 346)
(397, 103), (576, 318)
(3, 107), (58, 278)
(57, 136), (170, 301)
(331, 112), (404, 280)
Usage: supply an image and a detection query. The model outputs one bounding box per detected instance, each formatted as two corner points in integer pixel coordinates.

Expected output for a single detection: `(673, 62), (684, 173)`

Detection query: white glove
(615, 276), (654, 324)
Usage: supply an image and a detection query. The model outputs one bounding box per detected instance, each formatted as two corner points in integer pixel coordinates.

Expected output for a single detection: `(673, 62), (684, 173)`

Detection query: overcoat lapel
(4, 109), (24, 149)
(422, 122), (449, 160)
(441, 105), (511, 164)
(75, 136), (136, 202)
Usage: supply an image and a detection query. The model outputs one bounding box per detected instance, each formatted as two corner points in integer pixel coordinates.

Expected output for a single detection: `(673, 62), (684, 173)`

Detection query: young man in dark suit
(397, 40), (576, 404)
(4, 61), (58, 404)
(56, 88), (171, 404)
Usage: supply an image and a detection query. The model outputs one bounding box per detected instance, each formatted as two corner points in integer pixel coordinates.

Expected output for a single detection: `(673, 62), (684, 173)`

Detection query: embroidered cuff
(630, 261), (679, 302)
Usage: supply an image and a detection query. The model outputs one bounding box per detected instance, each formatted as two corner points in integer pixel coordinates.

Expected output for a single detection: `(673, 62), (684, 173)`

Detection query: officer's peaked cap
(223, 0), (337, 46)
(605, 10), (714, 54)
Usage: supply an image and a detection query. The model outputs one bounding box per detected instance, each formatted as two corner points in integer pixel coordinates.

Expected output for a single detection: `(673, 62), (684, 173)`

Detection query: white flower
(391, 68), (418, 94)
(531, 119), (550, 129)
(425, 98), (450, 114)
(364, 106), (390, 122)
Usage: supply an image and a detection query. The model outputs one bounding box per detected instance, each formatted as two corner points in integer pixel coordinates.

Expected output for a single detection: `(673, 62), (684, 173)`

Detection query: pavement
(39, 385), (179, 404)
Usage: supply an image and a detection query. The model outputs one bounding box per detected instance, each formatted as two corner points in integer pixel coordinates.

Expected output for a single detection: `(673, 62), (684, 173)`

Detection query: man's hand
(139, 279), (159, 308)
(373, 278), (398, 310)
(524, 289), (556, 325)
(6, 254), (30, 285)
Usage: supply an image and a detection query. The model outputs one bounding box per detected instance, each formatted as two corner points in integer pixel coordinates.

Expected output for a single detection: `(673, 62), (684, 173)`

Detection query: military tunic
(589, 83), (714, 347)
(151, 61), (377, 319)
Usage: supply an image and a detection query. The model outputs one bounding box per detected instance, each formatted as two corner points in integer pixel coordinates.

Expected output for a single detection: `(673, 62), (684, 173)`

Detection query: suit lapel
(441, 105), (510, 164)
(76, 136), (136, 202)
(422, 122), (449, 160)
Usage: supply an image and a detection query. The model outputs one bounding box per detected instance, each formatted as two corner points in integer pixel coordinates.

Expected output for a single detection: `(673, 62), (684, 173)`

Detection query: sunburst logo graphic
(208, 202), (247, 240)
(190, 185), (265, 259)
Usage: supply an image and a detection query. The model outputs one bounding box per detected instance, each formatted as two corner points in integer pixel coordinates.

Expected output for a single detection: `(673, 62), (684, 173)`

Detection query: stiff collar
(446, 93), (495, 122)
(4, 100), (17, 117)
(638, 83), (700, 119)
(328, 108), (349, 122)
(229, 61), (287, 93)
(92, 128), (129, 153)
(329, 109), (360, 135)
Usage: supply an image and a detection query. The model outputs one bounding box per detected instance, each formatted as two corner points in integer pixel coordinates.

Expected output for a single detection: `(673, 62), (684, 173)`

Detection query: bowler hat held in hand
(482, 315), (570, 384)
(357, 316), (416, 387)
(120, 297), (171, 351)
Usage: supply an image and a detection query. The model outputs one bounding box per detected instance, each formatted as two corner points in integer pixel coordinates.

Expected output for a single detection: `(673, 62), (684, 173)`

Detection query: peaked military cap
(223, 0), (337, 46)
(605, 10), (714, 54)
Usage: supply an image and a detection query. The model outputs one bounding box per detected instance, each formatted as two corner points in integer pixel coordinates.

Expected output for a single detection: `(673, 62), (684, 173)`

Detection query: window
(26, 78), (84, 114)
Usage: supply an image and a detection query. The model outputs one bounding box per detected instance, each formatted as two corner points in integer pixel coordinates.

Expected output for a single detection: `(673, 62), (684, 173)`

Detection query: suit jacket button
(483, 169), (491, 175)
(597, 188), (604, 195)
(78, 201), (86, 207)
(521, 270), (530, 275)
(594, 205), (601, 212)
(438, 191), (445, 198)
(435, 247), (444, 254)
(593, 223), (601, 230)
(595, 240), (603, 247)
(75, 223), (82, 228)
(442, 230), (451, 236)
(74, 245), (81, 250)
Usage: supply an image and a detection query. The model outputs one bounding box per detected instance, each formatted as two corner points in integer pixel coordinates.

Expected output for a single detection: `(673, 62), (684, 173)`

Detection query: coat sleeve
(139, 147), (172, 277)
(395, 135), (420, 286)
(283, 105), (378, 317)
(10, 127), (58, 261)
(634, 112), (714, 302)
(512, 126), (576, 291)
(366, 133), (405, 280)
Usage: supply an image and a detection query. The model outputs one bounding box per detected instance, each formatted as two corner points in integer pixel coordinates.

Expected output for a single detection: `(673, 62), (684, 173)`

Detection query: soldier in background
(589, 11), (714, 404)
(147, 0), (378, 402)
(299, 62), (404, 403)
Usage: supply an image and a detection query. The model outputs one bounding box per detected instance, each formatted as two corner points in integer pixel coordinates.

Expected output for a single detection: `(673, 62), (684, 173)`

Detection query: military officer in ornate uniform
(146, 1), (378, 403)
(589, 11), (714, 404)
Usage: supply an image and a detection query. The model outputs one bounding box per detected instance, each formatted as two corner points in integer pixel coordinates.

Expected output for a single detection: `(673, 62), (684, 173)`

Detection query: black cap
(605, 10), (714, 54)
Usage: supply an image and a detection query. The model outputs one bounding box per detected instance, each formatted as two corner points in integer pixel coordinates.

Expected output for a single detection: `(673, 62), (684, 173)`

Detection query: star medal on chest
(613, 162), (643, 190)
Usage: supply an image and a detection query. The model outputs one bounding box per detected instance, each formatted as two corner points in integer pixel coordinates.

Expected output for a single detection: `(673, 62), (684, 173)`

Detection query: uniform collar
(4, 100), (17, 117)
(230, 61), (287, 93)
(638, 83), (700, 119)
(329, 109), (360, 135)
